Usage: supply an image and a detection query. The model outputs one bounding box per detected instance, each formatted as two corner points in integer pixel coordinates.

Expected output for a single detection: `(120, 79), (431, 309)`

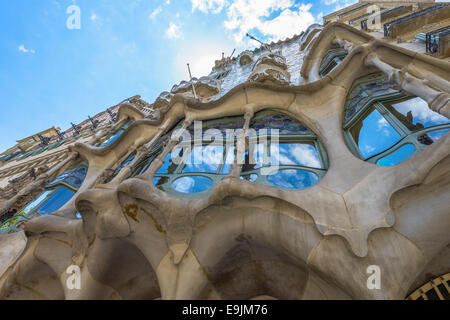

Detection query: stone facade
(0, 0), (449, 300)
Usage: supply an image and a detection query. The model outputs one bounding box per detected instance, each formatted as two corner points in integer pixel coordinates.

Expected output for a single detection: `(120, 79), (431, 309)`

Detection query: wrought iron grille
(383, 3), (450, 37)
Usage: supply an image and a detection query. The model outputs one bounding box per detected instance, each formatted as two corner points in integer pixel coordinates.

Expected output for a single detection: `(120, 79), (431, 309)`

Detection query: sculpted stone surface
(0, 2), (449, 300)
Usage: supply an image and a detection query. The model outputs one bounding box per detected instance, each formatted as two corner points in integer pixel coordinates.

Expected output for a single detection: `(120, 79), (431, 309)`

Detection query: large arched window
(132, 110), (328, 197)
(0, 163), (88, 234)
(343, 72), (449, 166)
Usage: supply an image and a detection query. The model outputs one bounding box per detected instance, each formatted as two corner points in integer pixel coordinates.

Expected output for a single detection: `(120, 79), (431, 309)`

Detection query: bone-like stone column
(93, 118), (129, 147)
(333, 38), (354, 52)
(230, 108), (254, 177)
(365, 53), (450, 118)
(108, 128), (166, 185)
(0, 152), (79, 217)
(142, 119), (193, 180)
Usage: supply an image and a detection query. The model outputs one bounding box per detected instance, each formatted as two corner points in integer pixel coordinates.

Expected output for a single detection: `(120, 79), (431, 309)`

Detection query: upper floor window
(100, 119), (132, 148)
(132, 111), (328, 197)
(0, 164), (88, 234)
(343, 73), (449, 166)
(319, 47), (348, 77)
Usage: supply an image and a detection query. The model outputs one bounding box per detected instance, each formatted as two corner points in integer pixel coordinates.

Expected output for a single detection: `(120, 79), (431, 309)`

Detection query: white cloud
(330, 0), (358, 12)
(166, 0), (171, 5)
(90, 13), (98, 21)
(166, 22), (182, 39)
(258, 4), (316, 42)
(150, 6), (162, 19)
(172, 177), (195, 193)
(192, 0), (316, 45)
(18, 45), (35, 54)
(191, 0), (226, 13)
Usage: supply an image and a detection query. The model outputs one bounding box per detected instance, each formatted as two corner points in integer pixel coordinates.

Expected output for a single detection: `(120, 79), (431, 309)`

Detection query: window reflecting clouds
(172, 176), (213, 193)
(376, 144), (415, 166)
(349, 108), (401, 159)
(136, 110), (328, 196)
(267, 170), (319, 190)
(344, 73), (450, 166)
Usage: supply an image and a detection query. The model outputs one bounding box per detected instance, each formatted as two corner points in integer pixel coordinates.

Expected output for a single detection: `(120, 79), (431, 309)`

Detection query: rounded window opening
(100, 119), (133, 148)
(319, 47), (348, 78)
(0, 162), (88, 234)
(132, 110), (328, 197)
(343, 72), (449, 166)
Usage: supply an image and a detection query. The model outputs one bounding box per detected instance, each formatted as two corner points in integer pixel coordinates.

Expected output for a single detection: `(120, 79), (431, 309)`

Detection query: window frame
(343, 84), (450, 165)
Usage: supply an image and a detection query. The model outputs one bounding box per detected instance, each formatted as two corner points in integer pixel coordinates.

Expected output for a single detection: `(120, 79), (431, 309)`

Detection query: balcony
(384, 3), (450, 38)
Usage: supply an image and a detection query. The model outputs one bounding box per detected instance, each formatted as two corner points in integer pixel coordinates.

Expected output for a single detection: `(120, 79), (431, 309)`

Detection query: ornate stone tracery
(0, 9), (449, 300)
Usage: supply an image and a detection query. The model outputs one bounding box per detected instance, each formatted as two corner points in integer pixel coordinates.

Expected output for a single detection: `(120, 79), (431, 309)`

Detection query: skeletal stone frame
(0, 163), (87, 234)
(343, 72), (450, 164)
(132, 109), (329, 198)
(319, 47), (348, 78)
(0, 22), (449, 300)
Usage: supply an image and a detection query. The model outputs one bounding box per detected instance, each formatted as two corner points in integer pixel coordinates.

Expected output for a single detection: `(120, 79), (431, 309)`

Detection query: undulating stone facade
(0, 0), (449, 300)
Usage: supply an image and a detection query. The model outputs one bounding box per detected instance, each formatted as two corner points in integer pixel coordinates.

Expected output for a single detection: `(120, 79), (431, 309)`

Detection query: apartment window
(133, 110), (328, 197)
(343, 73), (450, 166)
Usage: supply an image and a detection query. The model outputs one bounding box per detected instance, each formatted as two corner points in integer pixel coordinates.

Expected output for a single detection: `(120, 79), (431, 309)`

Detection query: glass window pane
(48, 166), (87, 189)
(242, 143), (265, 172)
(389, 97), (449, 130)
(418, 128), (450, 145)
(250, 112), (311, 135)
(19, 190), (53, 215)
(222, 146), (236, 174)
(240, 174), (258, 182)
(376, 144), (415, 166)
(270, 143), (322, 168)
(350, 107), (402, 159)
(172, 176), (213, 193)
(181, 145), (224, 173)
(101, 129), (124, 147)
(36, 187), (75, 216)
(114, 153), (135, 175)
(153, 176), (169, 189)
(267, 169), (319, 190)
(321, 59), (338, 76)
(156, 147), (184, 174)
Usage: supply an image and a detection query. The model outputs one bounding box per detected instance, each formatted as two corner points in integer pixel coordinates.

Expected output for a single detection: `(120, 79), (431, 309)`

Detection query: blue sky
(0, 0), (356, 153)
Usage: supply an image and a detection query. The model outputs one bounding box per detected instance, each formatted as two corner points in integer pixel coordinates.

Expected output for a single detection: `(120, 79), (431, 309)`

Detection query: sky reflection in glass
(35, 187), (75, 215)
(19, 190), (53, 215)
(240, 174), (258, 182)
(351, 108), (401, 159)
(181, 145), (224, 173)
(376, 144), (415, 166)
(271, 143), (321, 168)
(267, 169), (318, 190)
(391, 97), (449, 130)
(172, 176), (213, 193)
(222, 146), (236, 174)
(422, 128), (450, 143)
(156, 147), (183, 174)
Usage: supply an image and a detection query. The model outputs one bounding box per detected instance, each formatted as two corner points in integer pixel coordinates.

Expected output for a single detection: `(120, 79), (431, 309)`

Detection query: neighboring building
(0, 0), (448, 300)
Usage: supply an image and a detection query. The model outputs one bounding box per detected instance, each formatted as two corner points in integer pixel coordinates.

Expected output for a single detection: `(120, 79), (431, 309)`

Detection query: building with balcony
(0, 0), (449, 300)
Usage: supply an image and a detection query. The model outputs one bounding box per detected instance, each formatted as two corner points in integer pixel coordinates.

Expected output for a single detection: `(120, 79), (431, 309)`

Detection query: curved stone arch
(299, 23), (323, 51)
(301, 22), (373, 82)
(70, 68), (447, 258)
(189, 195), (352, 300)
(4, 31), (448, 301)
(116, 102), (146, 122)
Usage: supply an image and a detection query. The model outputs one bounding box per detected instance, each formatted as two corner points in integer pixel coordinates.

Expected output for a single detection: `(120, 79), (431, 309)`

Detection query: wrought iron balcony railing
(361, 6), (406, 30)
(426, 26), (450, 53)
(383, 3), (450, 37)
